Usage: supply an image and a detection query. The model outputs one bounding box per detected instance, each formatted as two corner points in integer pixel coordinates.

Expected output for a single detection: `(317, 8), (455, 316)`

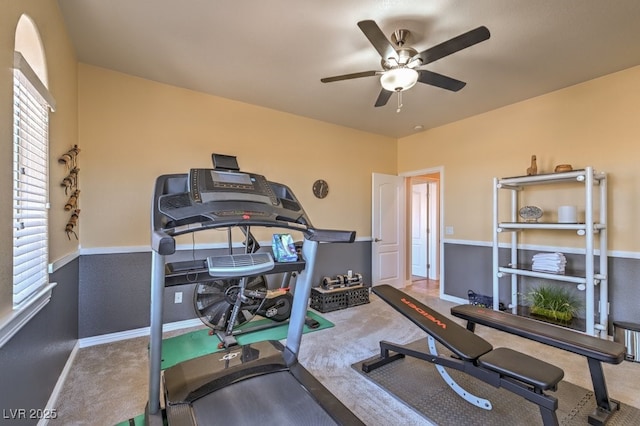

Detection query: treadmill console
(189, 168), (279, 206)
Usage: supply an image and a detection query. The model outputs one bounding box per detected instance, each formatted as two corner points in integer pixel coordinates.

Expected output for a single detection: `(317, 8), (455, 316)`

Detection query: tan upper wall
(3, 1), (638, 266)
(78, 64), (397, 249)
(398, 65), (640, 252)
(0, 0), (78, 314)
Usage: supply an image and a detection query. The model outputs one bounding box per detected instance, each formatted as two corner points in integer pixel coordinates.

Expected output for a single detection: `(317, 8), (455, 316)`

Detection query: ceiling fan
(321, 20), (490, 110)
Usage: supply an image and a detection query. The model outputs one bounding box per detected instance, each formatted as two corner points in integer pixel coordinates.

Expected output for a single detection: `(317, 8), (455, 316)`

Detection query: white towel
(532, 252), (566, 273)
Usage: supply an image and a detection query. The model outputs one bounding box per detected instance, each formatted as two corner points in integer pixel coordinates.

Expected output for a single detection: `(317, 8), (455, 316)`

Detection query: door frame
(401, 166), (445, 297)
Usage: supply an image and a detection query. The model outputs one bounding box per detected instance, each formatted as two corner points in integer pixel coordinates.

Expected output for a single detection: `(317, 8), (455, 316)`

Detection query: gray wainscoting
(0, 257), (79, 424)
(443, 242), (640, 330)
(79, 241), (371, 338)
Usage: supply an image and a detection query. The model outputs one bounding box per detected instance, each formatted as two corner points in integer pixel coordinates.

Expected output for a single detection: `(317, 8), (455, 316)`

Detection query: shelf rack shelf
(492, 166), (608, 338)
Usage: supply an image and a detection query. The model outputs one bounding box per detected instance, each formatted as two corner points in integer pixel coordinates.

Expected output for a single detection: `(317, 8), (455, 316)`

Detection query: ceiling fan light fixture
(380, 68), (419, 92)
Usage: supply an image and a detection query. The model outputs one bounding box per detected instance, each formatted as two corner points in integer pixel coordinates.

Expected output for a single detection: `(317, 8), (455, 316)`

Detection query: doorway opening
(407, 170), (441, 296)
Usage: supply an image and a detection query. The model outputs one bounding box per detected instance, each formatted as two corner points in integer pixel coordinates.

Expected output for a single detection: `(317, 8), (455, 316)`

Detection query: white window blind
(12, 52), (55, 308)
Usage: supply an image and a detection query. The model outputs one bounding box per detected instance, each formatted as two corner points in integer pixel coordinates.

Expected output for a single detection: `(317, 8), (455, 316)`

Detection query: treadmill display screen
(188, 168), (279, 206)
(210, 170), (253, 186)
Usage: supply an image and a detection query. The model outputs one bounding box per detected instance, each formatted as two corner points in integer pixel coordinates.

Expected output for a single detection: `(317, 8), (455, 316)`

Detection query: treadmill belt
(192, 371), (339, 426)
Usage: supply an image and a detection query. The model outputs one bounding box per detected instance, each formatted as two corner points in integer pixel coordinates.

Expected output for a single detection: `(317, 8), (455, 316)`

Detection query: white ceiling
(57, 0), (640, 138)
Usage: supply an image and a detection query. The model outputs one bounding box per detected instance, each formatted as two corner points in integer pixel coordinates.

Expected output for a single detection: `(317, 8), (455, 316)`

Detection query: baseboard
(78, 318), (203, 348)
(37, 341), (80, 426)
(440, 293), (467, 305)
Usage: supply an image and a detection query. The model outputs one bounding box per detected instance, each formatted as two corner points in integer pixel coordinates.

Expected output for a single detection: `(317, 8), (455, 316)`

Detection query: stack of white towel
(532, 252), (566, 273)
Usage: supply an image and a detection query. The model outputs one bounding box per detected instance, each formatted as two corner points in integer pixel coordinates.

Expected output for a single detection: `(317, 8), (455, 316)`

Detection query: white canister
(558, 205), (578, 223)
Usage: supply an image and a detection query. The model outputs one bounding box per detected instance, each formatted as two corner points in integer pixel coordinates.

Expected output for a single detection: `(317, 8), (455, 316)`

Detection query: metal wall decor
(59, 145), (81, 239)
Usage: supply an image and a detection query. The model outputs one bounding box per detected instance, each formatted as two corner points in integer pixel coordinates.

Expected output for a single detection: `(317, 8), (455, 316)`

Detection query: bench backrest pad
(373, 285), (493, 362)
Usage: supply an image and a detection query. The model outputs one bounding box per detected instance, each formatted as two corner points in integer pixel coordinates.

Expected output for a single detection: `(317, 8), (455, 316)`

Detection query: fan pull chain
(396, 90), (403, 113)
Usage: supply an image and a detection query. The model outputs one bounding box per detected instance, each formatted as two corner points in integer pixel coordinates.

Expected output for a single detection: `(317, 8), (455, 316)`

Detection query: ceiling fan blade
(417, 70), (466, 92)
(357, 20), (399, 62)
(417, 26), (490, 66)
(321, 70), (379, 83)
(374, 89), (393, 107)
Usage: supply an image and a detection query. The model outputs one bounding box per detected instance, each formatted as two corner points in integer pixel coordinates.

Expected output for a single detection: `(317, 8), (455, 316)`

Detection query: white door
(411, 183), (428, 277)
(372, 173), (405, 288)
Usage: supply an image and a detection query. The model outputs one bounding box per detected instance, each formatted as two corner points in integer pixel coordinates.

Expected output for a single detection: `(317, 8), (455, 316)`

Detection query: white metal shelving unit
(492, 167), (608, 338)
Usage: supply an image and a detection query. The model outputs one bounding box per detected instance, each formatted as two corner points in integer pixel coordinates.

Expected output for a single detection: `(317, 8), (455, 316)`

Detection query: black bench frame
(363, 285), (564, 426)
(451, 303), (626, 426)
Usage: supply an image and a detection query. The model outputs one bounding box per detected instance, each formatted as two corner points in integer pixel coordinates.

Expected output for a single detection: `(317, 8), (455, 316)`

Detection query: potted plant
(527, 285), (580, 322)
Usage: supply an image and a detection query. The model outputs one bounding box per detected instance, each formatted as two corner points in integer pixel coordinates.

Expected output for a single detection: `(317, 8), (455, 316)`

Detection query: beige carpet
(48, 284), (640, 426)
(48, 335), (150, 425)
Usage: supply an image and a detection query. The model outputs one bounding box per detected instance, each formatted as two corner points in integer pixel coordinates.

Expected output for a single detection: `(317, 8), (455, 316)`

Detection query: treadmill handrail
(152, 229), (176, 255)
(165, 217), (308, 237)
(306, 228), (356, 243)
(152, 222), (356, 254)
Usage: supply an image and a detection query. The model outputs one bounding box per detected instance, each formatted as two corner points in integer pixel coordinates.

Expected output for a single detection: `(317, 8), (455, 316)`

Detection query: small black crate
(347, 286), (370, 307)
(310, 288), (348, 313)
(310, 285), (370, 313)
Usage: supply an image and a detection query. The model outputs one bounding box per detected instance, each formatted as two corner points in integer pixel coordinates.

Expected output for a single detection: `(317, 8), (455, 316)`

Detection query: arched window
(12, 15), (55, 307)
(0, 14), (57, 348)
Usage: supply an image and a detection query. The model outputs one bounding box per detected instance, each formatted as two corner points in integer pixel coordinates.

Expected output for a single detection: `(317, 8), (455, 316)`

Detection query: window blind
(12, 52), (54, 308)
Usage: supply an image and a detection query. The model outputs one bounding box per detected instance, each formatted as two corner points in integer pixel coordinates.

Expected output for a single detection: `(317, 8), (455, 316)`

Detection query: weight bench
(451, 303), (626, 425)
(362, 285), (564, 425)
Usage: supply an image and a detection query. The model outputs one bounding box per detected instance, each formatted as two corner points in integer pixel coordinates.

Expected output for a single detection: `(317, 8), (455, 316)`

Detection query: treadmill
(147, 155), (363, 425)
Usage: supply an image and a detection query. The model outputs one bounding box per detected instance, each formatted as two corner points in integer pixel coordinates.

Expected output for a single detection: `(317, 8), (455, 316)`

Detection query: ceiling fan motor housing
(381, 47), (420, 69)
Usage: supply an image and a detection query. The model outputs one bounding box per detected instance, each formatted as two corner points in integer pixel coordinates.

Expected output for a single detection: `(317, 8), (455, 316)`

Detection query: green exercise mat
(161, 310), (333, 370)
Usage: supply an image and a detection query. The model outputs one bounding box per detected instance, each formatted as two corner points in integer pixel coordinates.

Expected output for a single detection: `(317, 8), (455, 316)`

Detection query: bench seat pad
(479, 347), (564, 390)
(451, 304), (625, 364)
